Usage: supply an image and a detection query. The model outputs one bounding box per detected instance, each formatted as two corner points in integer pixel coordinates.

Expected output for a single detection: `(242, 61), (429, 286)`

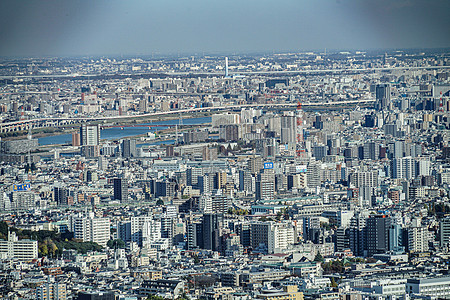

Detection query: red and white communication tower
(296, 102), (305, 157)
(439, 91), (444, 112)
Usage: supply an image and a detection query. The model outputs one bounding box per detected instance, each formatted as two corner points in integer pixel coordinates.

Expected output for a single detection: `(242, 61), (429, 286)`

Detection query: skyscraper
(280, 115), (297, 144)
(201, 214), (224, 251)
(366, 214), (392, 256)
(80, 124), (100, 146)
(376, 84), (391, 111)
(122, 139), (137, 158)
(114, 178), (128, 202)
(80, 124), (101, 157)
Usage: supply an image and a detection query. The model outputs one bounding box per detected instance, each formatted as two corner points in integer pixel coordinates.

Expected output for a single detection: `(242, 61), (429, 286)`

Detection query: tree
(330, 277), (338, 287)
(314, 252), (324, 262)
(107, 239), (126, 249)
(156, 199), (164, 206)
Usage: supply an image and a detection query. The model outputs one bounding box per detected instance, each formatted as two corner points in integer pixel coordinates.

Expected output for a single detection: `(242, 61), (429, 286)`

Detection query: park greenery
(0, 221), (102, 258)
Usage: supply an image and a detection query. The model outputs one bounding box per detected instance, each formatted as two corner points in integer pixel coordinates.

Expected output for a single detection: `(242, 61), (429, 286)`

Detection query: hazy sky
(0, 0), (449, 57)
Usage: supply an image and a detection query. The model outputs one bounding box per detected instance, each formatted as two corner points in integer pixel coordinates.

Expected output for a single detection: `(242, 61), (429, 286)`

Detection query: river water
(38, 117), (211, 145)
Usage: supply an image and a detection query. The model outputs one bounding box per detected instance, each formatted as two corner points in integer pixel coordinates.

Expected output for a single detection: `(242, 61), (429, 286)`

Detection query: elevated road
(0, 99), (374, 133)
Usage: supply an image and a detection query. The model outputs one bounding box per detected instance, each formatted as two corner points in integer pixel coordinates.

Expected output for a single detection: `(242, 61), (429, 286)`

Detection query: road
(0, 99), (375, 133)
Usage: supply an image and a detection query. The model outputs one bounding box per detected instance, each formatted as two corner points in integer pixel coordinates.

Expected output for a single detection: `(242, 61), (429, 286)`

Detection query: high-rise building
(280, 115), (297, 144)
(391, 157), (415, 180)
(376, 84), (391, 111)
(440, 217), (450, 250)
(350, 171), (378, 188)
(80, 124), (100, 146)
(363, 142), (379, 160)
(219, 124), (239, 141)
(408, 219), (429, 253)
(72, 132), (81, 146)
(349, 212), (368, 257)
(69, 212), (110, 247)
(201, 214), (224, 251)
(366, 215), (392, 256)
(122, 139), (137, 158)
(268, 222), (295, 254)
(114, 178), (128, 202)
(53, 186), (69, 206)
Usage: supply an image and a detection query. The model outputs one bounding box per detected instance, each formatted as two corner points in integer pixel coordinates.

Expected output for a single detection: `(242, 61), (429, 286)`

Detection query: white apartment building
(408, 226), (429, 253)
(407, 277), (450, 299)
(268, 222), (295, 254)
(69, 212), (110, 247)
(212, 113), (240, 127)
(0, 231), (38, 260)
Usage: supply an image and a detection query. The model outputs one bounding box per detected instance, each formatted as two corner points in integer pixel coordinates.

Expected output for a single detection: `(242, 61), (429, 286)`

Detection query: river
(38, 117), (211, 145)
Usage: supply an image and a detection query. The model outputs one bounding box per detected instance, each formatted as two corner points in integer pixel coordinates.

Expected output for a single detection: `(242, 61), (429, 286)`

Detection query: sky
(0, 0), (449, 57)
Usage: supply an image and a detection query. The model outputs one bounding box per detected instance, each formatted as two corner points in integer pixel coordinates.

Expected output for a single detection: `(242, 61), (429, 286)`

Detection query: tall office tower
(389, 224), (404, 253)
(391, 157), (415, 180)
(392, 141), (405, 158)
(214, 172), (227, 190)
(303, 216), (321, 243)
(250, 222), (271, 251)
(280, 115), (297, 144)
(239, 170), (253, 192)
(363, 142), (379, 160)
(366, 214), (392, 256)
(201, 214), (224, 251)
(139, 98), (148, 112)
(114, 178), (128, 202)
(122, 139), (137, 158)
(225, 57), (229, 77)
(349, 212), (368, 257)
(36, 281), (67, 300)
(440, 217), (450, 250)
(69, 212), (110, 247)
(312, 145), (327, 161)
(376, 84), (391, 111)
(416, 159), (431, 176)
(53, 186), (69, 206)
(80, 124), (100, 146)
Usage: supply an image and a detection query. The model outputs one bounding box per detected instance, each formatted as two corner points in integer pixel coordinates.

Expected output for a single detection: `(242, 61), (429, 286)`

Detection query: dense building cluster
(0, 50), (450, 300)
